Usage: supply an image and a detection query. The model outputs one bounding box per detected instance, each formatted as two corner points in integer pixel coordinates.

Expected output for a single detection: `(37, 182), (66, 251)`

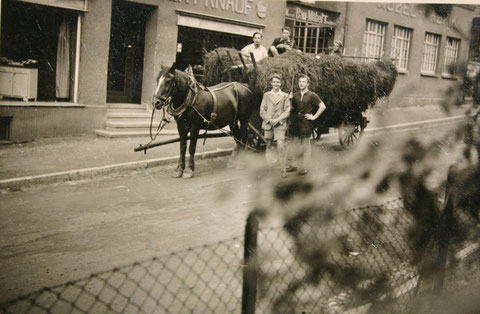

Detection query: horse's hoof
(182, 170), (194, 179)
(173, 170), (183, 178)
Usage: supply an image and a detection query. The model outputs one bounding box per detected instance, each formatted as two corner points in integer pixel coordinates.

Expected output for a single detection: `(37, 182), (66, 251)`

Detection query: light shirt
(272, 89), (283, 102)
(241, 43), (268, 62)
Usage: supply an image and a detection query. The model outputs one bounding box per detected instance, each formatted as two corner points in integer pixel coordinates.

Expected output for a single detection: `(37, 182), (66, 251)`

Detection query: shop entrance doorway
(107, 0), (153, 103)
(175, 26), (250, 82)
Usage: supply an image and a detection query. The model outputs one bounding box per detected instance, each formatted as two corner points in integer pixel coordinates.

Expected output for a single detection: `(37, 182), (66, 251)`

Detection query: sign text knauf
(170, 0), (254, 15)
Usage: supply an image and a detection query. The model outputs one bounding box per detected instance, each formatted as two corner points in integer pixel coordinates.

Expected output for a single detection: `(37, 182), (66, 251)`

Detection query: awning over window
(18, 0), (87, 11)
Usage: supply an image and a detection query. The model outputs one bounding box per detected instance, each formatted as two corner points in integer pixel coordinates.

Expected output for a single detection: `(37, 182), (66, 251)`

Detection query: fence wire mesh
(255, 198), (480, 314)
(1, 198), (478, 314)
(0, 237), (245, 314)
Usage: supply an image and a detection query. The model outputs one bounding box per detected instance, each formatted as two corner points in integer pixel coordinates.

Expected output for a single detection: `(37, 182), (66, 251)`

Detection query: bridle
(153, 73), (176, 109)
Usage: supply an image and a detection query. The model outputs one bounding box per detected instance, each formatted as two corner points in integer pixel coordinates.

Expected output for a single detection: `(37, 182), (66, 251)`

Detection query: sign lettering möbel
(377, 3), (457, 29)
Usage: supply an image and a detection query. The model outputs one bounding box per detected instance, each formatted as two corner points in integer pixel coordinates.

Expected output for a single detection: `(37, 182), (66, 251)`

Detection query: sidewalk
(0, 105), (468, 188)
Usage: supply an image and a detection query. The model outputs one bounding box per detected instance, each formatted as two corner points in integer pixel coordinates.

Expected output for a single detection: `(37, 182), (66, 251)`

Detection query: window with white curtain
(391, 25), (412, 71)
(362, 19), (386, 62)
(443, 37), (460, 75)
(421, 32), (441, 73)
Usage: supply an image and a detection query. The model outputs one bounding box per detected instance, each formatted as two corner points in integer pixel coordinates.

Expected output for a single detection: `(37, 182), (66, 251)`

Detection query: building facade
(0, 0), (285, 141)
(0, 1), (476, 141)
(286, 1), (475, 106)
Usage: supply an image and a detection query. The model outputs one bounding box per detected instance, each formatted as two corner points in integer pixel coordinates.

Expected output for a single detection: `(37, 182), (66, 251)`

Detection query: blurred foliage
(249, 61), (479, 312)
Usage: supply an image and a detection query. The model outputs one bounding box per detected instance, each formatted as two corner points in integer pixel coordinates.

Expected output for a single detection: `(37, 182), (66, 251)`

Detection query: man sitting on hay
(269, 26), (296, 57)
(241, 32), (268, 62)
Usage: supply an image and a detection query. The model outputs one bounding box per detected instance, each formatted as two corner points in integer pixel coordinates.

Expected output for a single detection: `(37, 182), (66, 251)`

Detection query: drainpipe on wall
(343, 1), (349, 54)
(73, 13), (82, 104)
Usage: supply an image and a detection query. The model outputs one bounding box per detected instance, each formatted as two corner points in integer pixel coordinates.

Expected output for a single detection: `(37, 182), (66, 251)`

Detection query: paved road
(0, 124), (460, 302)
(0, 157), (257, 302)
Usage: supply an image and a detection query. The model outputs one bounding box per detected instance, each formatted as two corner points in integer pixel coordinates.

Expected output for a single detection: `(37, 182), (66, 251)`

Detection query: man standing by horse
(260, 74), (291, 178)
(287, 75), (326, 175)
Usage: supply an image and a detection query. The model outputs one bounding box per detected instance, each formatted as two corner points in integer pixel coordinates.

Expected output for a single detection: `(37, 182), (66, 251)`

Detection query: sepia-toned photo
(1, 0), (479, 313)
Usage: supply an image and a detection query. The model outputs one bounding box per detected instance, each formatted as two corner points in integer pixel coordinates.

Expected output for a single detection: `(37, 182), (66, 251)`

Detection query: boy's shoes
(298, 169), (308, 176)
(281, 170), (289, 178)
(285, 165), (297, 173)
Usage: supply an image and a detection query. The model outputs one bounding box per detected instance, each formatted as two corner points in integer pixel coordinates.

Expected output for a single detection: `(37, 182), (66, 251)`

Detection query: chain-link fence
(246, 198), (480, 314)
(0, 237), (245, 314)
(1, 198), (479, 314)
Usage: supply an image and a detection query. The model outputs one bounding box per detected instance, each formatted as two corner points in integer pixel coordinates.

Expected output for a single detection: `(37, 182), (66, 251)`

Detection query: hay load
(203, 47), (246, 84)
(203, 48), (398, 127)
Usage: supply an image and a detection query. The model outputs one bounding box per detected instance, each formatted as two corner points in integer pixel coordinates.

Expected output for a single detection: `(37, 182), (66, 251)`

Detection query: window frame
(421, 32), (441, 75)
(443, 37), (460, 76)
(292, 20), (334, 55)
(391, 25), (412, 72)
(362, 19), (387, 62)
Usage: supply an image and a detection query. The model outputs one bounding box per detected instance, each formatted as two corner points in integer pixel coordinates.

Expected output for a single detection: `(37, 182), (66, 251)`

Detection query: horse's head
(153, 62), (177, 109)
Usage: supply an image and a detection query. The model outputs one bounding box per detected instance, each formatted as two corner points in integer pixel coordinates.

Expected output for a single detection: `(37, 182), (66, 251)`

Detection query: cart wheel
(338, 121), (363, 147)
(246, 128), (266, 151)
(312, 126), (322, 141)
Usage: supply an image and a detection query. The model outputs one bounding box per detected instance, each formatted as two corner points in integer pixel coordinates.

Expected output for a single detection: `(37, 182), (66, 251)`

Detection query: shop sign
(377, 3), (457, 29)
(18, 0), (87, 11)
(286, 4), (336, 26)
(170, 0), (256, 16)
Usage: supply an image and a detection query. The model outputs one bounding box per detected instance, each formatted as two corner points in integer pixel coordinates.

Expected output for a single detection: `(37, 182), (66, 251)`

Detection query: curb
(0, 115), (464, 190)
(0, 149), (233, 190)
(318, 115), (464, 143)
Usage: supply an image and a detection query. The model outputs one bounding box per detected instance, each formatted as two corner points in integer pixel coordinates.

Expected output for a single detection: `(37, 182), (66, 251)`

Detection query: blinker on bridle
(156, 63), (177, 104)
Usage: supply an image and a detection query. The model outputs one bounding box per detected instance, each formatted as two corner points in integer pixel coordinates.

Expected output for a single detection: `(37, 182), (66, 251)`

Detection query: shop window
(362, 19), (386, 62)
(1, 0), (78, 102)
(421, 33), (441, 74)
(443, 37), (460, 75)
(292, 21), (333, 55)
(391, 25), (412, 72)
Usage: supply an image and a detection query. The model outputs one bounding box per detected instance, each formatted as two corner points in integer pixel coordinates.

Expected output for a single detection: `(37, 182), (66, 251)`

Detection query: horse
(153, 63), (255, 178)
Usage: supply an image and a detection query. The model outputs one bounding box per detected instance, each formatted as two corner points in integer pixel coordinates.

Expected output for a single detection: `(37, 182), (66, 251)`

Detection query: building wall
(0, 105), (104, 142)
(344, 2), (474, 106)
(136, 0), (287, 105)
(78, 0), (112, 107)
(141, 8), (159, 107)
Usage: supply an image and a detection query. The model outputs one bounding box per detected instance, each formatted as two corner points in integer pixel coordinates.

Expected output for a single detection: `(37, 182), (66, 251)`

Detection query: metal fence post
(242, 212), (259, 314)
(433, 169), (456, 295)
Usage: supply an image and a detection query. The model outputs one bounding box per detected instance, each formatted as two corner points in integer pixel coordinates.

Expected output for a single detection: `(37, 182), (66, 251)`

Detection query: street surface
(0, 124), (461, 302)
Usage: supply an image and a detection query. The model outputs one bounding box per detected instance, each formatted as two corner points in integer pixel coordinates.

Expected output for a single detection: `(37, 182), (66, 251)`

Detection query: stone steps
(95, 103), (176, 138)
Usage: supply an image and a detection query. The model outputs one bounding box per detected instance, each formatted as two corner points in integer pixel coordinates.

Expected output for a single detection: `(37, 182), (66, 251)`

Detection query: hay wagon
(202, 48), (397, 148)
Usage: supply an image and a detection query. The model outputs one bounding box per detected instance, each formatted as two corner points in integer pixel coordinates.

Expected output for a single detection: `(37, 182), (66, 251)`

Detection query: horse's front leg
(230, 121), (241, 156)
(174, 122), (188, 178)
(183, 127), (200, 179)
(239, 119), (249, 150)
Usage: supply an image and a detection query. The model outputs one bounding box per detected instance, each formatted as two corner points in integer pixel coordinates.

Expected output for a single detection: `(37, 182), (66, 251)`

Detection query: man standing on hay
(269, 26), (296, 57)
(260, 74), (291, 178)
(287, 75), (326, 176)
(241, 32), (268, 63)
